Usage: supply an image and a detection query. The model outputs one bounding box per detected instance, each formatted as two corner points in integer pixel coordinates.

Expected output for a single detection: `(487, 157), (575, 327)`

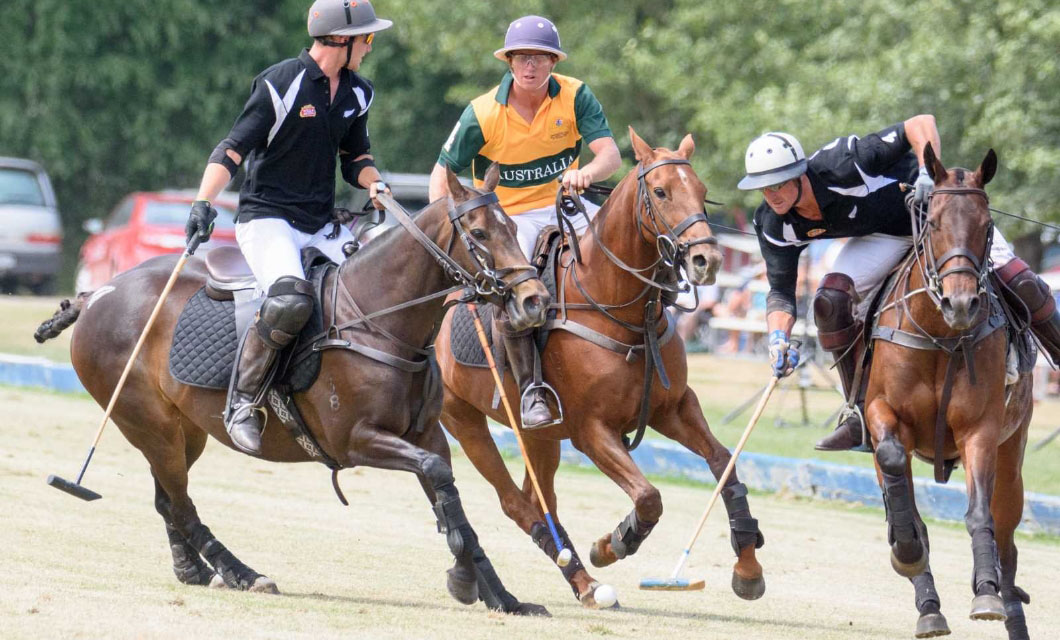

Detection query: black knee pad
(998, 259), (1055, 323)
(256, 276), (314, 348)
(814, 272), (859, 352)
(875, 437), (907, 476)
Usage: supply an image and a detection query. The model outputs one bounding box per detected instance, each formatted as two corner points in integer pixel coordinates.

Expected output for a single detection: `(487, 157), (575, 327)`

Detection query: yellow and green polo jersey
(438, 72), (612, 215)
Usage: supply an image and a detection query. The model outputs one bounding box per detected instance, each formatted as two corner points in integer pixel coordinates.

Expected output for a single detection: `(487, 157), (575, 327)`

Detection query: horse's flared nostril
(940, 297), (953, 316)
(522, 294), (545, 318)
(692, 255), (707, 269)
(967, 296), (980, 318)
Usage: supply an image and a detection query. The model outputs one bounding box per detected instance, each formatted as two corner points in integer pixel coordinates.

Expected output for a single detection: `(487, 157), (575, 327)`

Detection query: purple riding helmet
(493, 15), (567, 61)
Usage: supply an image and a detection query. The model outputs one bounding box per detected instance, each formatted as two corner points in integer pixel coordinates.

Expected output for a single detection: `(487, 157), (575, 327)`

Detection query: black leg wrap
(531, 521), (584, 595)
(970, 528), (1001, 595)
(166, 524), (215, 586)
(722, 482), (765, 554)
(610, 509), (657, 560)
(1001, 583), (1031, 640)
(882, 473), (917, 546)
(910, 568), (942, 615)
(186, 524), (261, 590)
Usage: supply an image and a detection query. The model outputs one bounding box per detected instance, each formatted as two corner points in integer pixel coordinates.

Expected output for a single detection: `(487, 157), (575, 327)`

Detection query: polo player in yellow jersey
(429, 15), (621, 429)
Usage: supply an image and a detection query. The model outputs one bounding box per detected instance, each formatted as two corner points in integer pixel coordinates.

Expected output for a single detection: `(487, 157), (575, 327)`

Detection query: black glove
(185, 200), (217, 246)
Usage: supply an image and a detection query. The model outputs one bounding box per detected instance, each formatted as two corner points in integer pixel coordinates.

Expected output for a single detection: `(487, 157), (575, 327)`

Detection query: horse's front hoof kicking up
(969, 593), (1006, 621)
(589, 535), (617, 568)
(446, 565), (478, 605)
(890, 541), (928, 578)
(731, 571), (765, 600)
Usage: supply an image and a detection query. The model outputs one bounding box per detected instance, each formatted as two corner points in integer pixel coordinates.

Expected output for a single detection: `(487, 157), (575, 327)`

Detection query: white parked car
(0, 157), (63, 294)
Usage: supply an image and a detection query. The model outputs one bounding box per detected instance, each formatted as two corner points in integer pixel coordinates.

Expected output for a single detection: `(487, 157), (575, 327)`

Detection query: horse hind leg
(153, 476), (222, 588)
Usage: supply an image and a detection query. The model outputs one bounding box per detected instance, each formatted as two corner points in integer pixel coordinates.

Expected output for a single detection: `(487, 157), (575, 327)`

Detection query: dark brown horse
(36, 167), (554, 615)
(434, 128), (766, 607)
(865, 145), (1033, 639)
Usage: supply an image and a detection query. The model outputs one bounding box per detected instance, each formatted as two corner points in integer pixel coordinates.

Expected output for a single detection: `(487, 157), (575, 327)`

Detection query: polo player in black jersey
(738, 115), (1060, 451)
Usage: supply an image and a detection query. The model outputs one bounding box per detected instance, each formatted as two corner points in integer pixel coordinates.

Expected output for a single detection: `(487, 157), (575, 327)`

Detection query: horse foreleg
(651, 388), (765, 600)
(993, 420), (1031, 639)
(908, 505), (951, 637)
(572, 419), (661, 570)
(868, 401), (927, 578)
(961, 427), (1006, 622)
(347, 422), (549, 617)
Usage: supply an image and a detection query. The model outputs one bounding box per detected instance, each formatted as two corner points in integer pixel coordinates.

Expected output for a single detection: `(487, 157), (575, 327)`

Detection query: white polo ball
(557, 548), (572, 567)
(594, 583), (618, 608)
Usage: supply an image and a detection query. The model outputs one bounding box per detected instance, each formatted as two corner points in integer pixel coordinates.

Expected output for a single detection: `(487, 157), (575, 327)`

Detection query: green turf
(0, 295), (72, 361)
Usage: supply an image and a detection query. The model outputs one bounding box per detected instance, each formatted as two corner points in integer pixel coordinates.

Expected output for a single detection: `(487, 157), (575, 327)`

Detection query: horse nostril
(523, 294), (544, 316)
(692, 255), (706, 269)
(940, 297), (953, 315)
(967, 296), (980, 317)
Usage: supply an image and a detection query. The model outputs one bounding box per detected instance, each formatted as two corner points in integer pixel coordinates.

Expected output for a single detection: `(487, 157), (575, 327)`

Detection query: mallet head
(47, 475), (102, 501)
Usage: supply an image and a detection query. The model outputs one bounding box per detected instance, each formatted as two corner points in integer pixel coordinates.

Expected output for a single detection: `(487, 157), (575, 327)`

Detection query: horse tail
(34, 293), (89, 343)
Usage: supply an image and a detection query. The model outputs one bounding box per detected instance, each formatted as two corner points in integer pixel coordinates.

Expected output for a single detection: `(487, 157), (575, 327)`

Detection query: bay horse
(865, 145), (1034, 639)
(35, 167), (554, 616)
(434, 127), (766, 607)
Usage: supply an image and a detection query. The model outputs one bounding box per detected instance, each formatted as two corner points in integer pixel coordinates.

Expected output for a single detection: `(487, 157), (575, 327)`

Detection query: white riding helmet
(737, 132), (807, 190)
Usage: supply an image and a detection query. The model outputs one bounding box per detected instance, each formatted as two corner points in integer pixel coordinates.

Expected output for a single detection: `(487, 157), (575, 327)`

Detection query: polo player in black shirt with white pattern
(183, 0), (394, 455)
(738, 115), (1060, 452)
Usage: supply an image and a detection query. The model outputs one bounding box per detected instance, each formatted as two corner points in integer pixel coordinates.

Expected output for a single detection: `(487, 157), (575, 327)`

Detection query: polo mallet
(47, 235), (204, 501)
(466, 303), (572, 568)
(640, 375), (779, 591)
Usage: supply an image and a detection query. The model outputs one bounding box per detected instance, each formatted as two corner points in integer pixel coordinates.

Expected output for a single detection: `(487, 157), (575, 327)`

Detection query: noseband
(635, 158), (717, 269)
(917, 186), (993, 304)
(445, 192), (537, 301)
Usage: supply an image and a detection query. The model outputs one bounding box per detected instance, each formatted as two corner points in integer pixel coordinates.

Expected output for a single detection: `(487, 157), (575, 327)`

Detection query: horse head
(628, 126), (723, 285)
(921, 143), (997, 331)
(444, 163), (550, 331)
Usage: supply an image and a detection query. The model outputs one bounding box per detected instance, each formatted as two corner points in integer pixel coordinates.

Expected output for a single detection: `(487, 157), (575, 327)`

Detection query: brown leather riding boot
(226, 330), (279, 455)
(500, 328), (554, 430)
(814, 350), (865, 452)
(997, 259), (1060, 365)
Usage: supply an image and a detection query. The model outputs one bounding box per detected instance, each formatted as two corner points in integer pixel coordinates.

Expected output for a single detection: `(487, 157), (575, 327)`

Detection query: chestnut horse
(36, 168), (553, 616)
(435, 128), (766, 607)
(865, 145), (1033, 639)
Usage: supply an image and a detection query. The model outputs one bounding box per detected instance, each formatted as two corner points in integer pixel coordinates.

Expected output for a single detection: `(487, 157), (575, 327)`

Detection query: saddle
(169, 246), (331, 392)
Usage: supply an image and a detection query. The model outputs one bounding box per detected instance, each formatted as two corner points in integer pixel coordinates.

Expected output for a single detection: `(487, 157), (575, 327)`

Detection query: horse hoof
(915, 612), (951, 637)
(589, 538), (616, 568)
(446, 567), (478, 605)
(511, 602), (551, 617)
(731, 571), (766, 601)
(208, 573), (228, 589)
(579, 582), (619, 609)
(969, 594), (1006, 621)
(890, 545), (928, 578)
(249, 576), (279, 594)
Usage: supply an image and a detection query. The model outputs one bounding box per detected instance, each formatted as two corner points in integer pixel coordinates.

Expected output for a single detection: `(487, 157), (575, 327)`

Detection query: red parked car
(75, 190), (239, 291)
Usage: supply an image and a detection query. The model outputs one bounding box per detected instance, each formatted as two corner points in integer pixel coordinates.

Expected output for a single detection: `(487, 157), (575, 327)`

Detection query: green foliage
(1, 0), (1057, 287)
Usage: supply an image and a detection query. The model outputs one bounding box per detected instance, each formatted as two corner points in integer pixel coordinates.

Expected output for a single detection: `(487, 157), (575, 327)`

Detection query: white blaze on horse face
(677, 167), (690, 184)
(86, 286), (116, 310)
(491, 206), (506, 226)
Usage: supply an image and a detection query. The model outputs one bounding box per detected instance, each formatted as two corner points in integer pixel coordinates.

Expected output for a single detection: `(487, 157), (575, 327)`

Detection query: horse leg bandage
(882, 472), (921, 560)
(722, 482), (765, 554)
(610, 509), (656, 559)
(532, 521), (583, 589)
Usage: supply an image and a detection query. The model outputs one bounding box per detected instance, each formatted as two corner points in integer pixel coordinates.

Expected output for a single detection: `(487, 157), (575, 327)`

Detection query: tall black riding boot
(498, 314), (553, 430)
(225, 276), (314, 455)
(813, 273), (866, 452)
(998, 258), (1060, 365)
(226, 330), (279, 454)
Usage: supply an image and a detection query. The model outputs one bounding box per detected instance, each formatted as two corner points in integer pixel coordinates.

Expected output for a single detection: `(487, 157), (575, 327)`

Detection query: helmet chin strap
(345, 39), (353, 67)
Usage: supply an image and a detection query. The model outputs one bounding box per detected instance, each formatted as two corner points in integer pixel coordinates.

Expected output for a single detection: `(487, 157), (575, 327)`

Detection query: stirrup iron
(518, 381), (563, 430)
(838, 404), (872, 453)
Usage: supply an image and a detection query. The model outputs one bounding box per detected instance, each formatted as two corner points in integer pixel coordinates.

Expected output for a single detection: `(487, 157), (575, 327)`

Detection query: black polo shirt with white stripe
(223, 49), (373, 233)
(752, 122), (920, 315)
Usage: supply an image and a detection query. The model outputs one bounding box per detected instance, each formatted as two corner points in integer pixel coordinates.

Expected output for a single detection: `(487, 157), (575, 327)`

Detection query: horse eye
(653, 187), (667, 199)
(471, 229), (488, 241)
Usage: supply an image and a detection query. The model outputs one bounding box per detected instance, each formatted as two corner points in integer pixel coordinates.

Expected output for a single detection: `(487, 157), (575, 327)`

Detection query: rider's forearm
(195, 162), (237, 203)
(767, 310), (796, 339)
(428, 162), (450, 201)
(904, 114), (941, 165)
(582, 138), (621, 183)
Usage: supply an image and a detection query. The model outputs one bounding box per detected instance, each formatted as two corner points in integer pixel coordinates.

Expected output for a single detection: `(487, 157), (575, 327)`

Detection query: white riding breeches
(512, 200), (600, 259)
(234, 217), (354, 292)
(831, 229), (1016, 318)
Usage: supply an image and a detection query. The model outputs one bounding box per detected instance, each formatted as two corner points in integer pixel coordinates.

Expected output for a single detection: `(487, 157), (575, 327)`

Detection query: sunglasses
(763, 179), (792, 193)
(364, 32), (374, 45)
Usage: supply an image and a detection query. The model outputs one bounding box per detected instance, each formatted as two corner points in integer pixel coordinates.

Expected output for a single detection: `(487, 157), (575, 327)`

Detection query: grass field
(2, 386), (1058, 640)
(5, 294), (1059, 495)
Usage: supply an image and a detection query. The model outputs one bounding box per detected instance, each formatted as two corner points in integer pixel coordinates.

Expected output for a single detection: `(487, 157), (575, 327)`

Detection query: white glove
(913, 166), (934, 205)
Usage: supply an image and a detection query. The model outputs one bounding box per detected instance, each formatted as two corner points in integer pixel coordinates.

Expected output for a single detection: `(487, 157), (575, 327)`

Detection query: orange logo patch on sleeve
(299, 104), (317, 118)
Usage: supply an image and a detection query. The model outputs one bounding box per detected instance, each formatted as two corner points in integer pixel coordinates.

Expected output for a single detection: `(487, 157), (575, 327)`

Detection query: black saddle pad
(168, 258), (331, 391)
(449, 233), (561, 368)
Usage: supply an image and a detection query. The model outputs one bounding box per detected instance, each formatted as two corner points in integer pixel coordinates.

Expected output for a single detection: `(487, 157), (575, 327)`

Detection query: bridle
(914, 186), (993, 307)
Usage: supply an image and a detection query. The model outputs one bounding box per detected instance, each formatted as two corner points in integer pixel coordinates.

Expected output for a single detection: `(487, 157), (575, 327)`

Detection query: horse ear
(977, 149), (998, 186)
(483, 162), (500, 192)
(677, 133), (695, 159)
(923, 142), (947, 184)
(629, 126), (653, 163)
(446, 166), (467, 200)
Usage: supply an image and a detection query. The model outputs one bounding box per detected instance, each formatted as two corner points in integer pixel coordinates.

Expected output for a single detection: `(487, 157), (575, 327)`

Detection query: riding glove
(913, 166), (934, 206)
(185, 200), (217, 245)
(768, 329), (799, 378)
